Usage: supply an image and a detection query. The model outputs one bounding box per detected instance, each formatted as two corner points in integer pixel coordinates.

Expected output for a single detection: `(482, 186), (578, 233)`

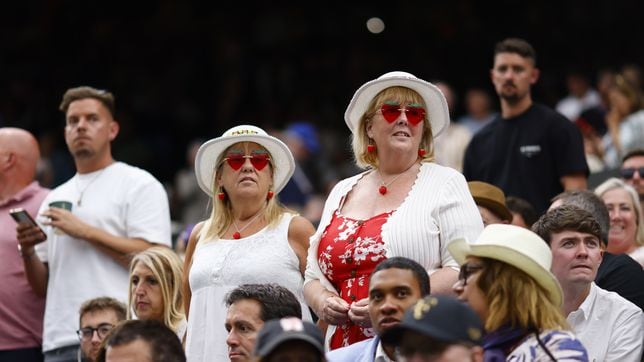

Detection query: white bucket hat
(344, 71), (450, 137)
(194, 125), (295, 197)
(448, 224), (563, 307)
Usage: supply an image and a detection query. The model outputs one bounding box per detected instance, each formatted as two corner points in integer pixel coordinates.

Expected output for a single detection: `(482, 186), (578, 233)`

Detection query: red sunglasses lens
(225, 155), (245, 170)
(405, 107), (426, 125)
(380, 104), (425, 125)
(381, 104), (401, 123)
(250, 154), (269, 170)
(224, 153), (270, 171)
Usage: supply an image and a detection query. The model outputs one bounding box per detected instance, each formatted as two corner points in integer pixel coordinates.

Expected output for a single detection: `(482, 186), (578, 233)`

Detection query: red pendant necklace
(232, 208), (265, 239)
(377, 163), (417, 195)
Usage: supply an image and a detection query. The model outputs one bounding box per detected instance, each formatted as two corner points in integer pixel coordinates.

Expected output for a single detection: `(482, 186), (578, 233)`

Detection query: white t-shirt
(35, 162), (172, 352)
(567, 283), (644, 362)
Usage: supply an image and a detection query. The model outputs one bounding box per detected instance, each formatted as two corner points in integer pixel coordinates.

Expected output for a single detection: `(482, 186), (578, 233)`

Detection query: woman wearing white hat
(450, 224), (588, 360)
(182, 125), (315, 361)
(303, 71), (483, 350)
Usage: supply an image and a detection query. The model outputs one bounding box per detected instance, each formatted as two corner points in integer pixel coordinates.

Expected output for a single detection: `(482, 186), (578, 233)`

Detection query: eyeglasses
(380, 103), (426, 125)
(221, 151), (271, 171)
(458, 263), (484, 286)
(77, 323), (114, 341)
(621, 167), (644, 179)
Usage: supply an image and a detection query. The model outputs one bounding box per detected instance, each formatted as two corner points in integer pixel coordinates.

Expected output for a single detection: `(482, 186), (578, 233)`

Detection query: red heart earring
(267, 191), (274, 200)
(418, 148), (426, 157)
(367, 144), (376, 153)
(217, 188), (225, 200)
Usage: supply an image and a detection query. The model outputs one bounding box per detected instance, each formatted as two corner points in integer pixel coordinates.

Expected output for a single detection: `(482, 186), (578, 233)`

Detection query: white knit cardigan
(304, 162), (483, 347)
(304, 161), (483, 293)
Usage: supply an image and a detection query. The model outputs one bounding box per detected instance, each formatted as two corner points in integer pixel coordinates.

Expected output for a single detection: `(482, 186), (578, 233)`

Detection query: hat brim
(344, 74), (450, 137)
(448, 238), (563, 306)
(194, 133), (295, 197)
(256, 333), (325, 358)
(474, 197), (513, 222)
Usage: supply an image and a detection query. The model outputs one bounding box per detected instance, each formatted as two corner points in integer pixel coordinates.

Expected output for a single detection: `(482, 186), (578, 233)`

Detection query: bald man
(0, 127), (50, 361)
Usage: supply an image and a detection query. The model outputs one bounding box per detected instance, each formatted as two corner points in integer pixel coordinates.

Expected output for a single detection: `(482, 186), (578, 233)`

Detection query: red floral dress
(317, 209), (390, 349)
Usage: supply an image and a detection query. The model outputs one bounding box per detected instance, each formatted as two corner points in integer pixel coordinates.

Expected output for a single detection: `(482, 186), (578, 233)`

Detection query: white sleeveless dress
(185, 212), (312, 362)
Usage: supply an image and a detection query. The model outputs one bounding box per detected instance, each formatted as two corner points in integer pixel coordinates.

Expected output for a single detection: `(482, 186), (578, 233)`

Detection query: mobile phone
(9, 208), (39, 227)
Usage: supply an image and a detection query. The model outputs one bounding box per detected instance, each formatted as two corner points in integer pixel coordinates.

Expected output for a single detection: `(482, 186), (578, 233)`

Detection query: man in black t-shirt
(463, 38), (588, 214)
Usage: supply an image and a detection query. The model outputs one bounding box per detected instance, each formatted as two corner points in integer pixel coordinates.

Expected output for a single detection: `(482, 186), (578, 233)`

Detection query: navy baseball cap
(254, 317), (325, 358)
(381, 295), (484, 346)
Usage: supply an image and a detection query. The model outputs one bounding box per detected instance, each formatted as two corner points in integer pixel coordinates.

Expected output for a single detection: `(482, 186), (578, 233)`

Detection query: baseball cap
(381, 295), (483, 346)
(254, 317), (325, 359)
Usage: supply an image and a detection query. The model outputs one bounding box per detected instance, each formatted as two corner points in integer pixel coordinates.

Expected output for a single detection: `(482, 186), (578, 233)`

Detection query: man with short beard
(16, 86), (172, 362)
(463, 38), (588, 214)
(77, 297), (126, 362)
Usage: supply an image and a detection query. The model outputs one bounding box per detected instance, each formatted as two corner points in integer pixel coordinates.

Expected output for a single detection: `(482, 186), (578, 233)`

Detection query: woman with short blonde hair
(304, 71), (483, 350)
(595, 177), (644, 266)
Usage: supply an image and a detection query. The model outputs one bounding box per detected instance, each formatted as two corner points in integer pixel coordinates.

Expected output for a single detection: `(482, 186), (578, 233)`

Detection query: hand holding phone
(10, 208), (46, 250)
(9, 208), (39, 227)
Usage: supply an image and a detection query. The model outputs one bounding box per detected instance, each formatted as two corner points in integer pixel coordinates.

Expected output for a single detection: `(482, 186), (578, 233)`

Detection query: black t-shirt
(463, 103), (589, 214)
(596, 252), (644, 311)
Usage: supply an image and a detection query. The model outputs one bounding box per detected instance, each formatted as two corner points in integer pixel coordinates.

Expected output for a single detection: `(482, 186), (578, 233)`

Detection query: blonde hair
(595, 177), (644, 246)
(351, 86), (435, 169)
(476, 258), (568, 332)
(127, 247), (185, 333)
(200, 143), (289, 242)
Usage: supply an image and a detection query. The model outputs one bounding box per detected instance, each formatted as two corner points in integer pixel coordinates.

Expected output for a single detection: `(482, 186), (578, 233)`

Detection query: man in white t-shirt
(16, 86), (172, 362)
(533, 205), (643, 361)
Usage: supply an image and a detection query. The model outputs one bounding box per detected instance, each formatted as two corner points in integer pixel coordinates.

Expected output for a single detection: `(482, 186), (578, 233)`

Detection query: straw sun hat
(448, 224), (563, 306)
(194, 125), (295, 197)
(344, 71), (450, 137)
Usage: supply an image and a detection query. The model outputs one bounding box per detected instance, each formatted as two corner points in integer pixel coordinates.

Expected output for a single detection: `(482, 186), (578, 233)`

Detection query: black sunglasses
(458, 263), (484, 286)
(621, 167), (644, 180)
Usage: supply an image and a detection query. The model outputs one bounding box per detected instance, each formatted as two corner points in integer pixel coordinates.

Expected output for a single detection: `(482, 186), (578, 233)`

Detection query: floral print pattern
(317, 209), (391, 349)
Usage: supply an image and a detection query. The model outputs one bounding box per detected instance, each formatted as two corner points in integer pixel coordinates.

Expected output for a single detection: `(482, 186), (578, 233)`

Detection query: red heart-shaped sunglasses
(221, 152), (271, 171)
(380, 103), (426, 125)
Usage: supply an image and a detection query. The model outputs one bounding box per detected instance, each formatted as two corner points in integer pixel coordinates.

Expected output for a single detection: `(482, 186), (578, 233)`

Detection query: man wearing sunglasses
(77, 297), (126, 362)
(463, 38), (588, 215)
(621, 149), (644, 210)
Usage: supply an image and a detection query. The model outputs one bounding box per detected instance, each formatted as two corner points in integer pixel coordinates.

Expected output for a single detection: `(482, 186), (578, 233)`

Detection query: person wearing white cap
(450, 224), (589, 361)
(304, 71), (483, 350)
(182, 125), (315, 361)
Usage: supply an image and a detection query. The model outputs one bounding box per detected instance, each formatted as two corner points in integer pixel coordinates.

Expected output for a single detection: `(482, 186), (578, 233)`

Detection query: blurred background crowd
(2, 1), (643, 242)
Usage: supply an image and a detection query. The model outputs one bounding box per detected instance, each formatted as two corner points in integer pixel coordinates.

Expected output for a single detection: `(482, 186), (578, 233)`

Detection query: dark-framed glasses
(621, 167), (644, 180)
(380, 103), (426, 125)
(458, 263), (484, 286)
(222, 151), (271, 171)
(76, 323), (114, 341)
